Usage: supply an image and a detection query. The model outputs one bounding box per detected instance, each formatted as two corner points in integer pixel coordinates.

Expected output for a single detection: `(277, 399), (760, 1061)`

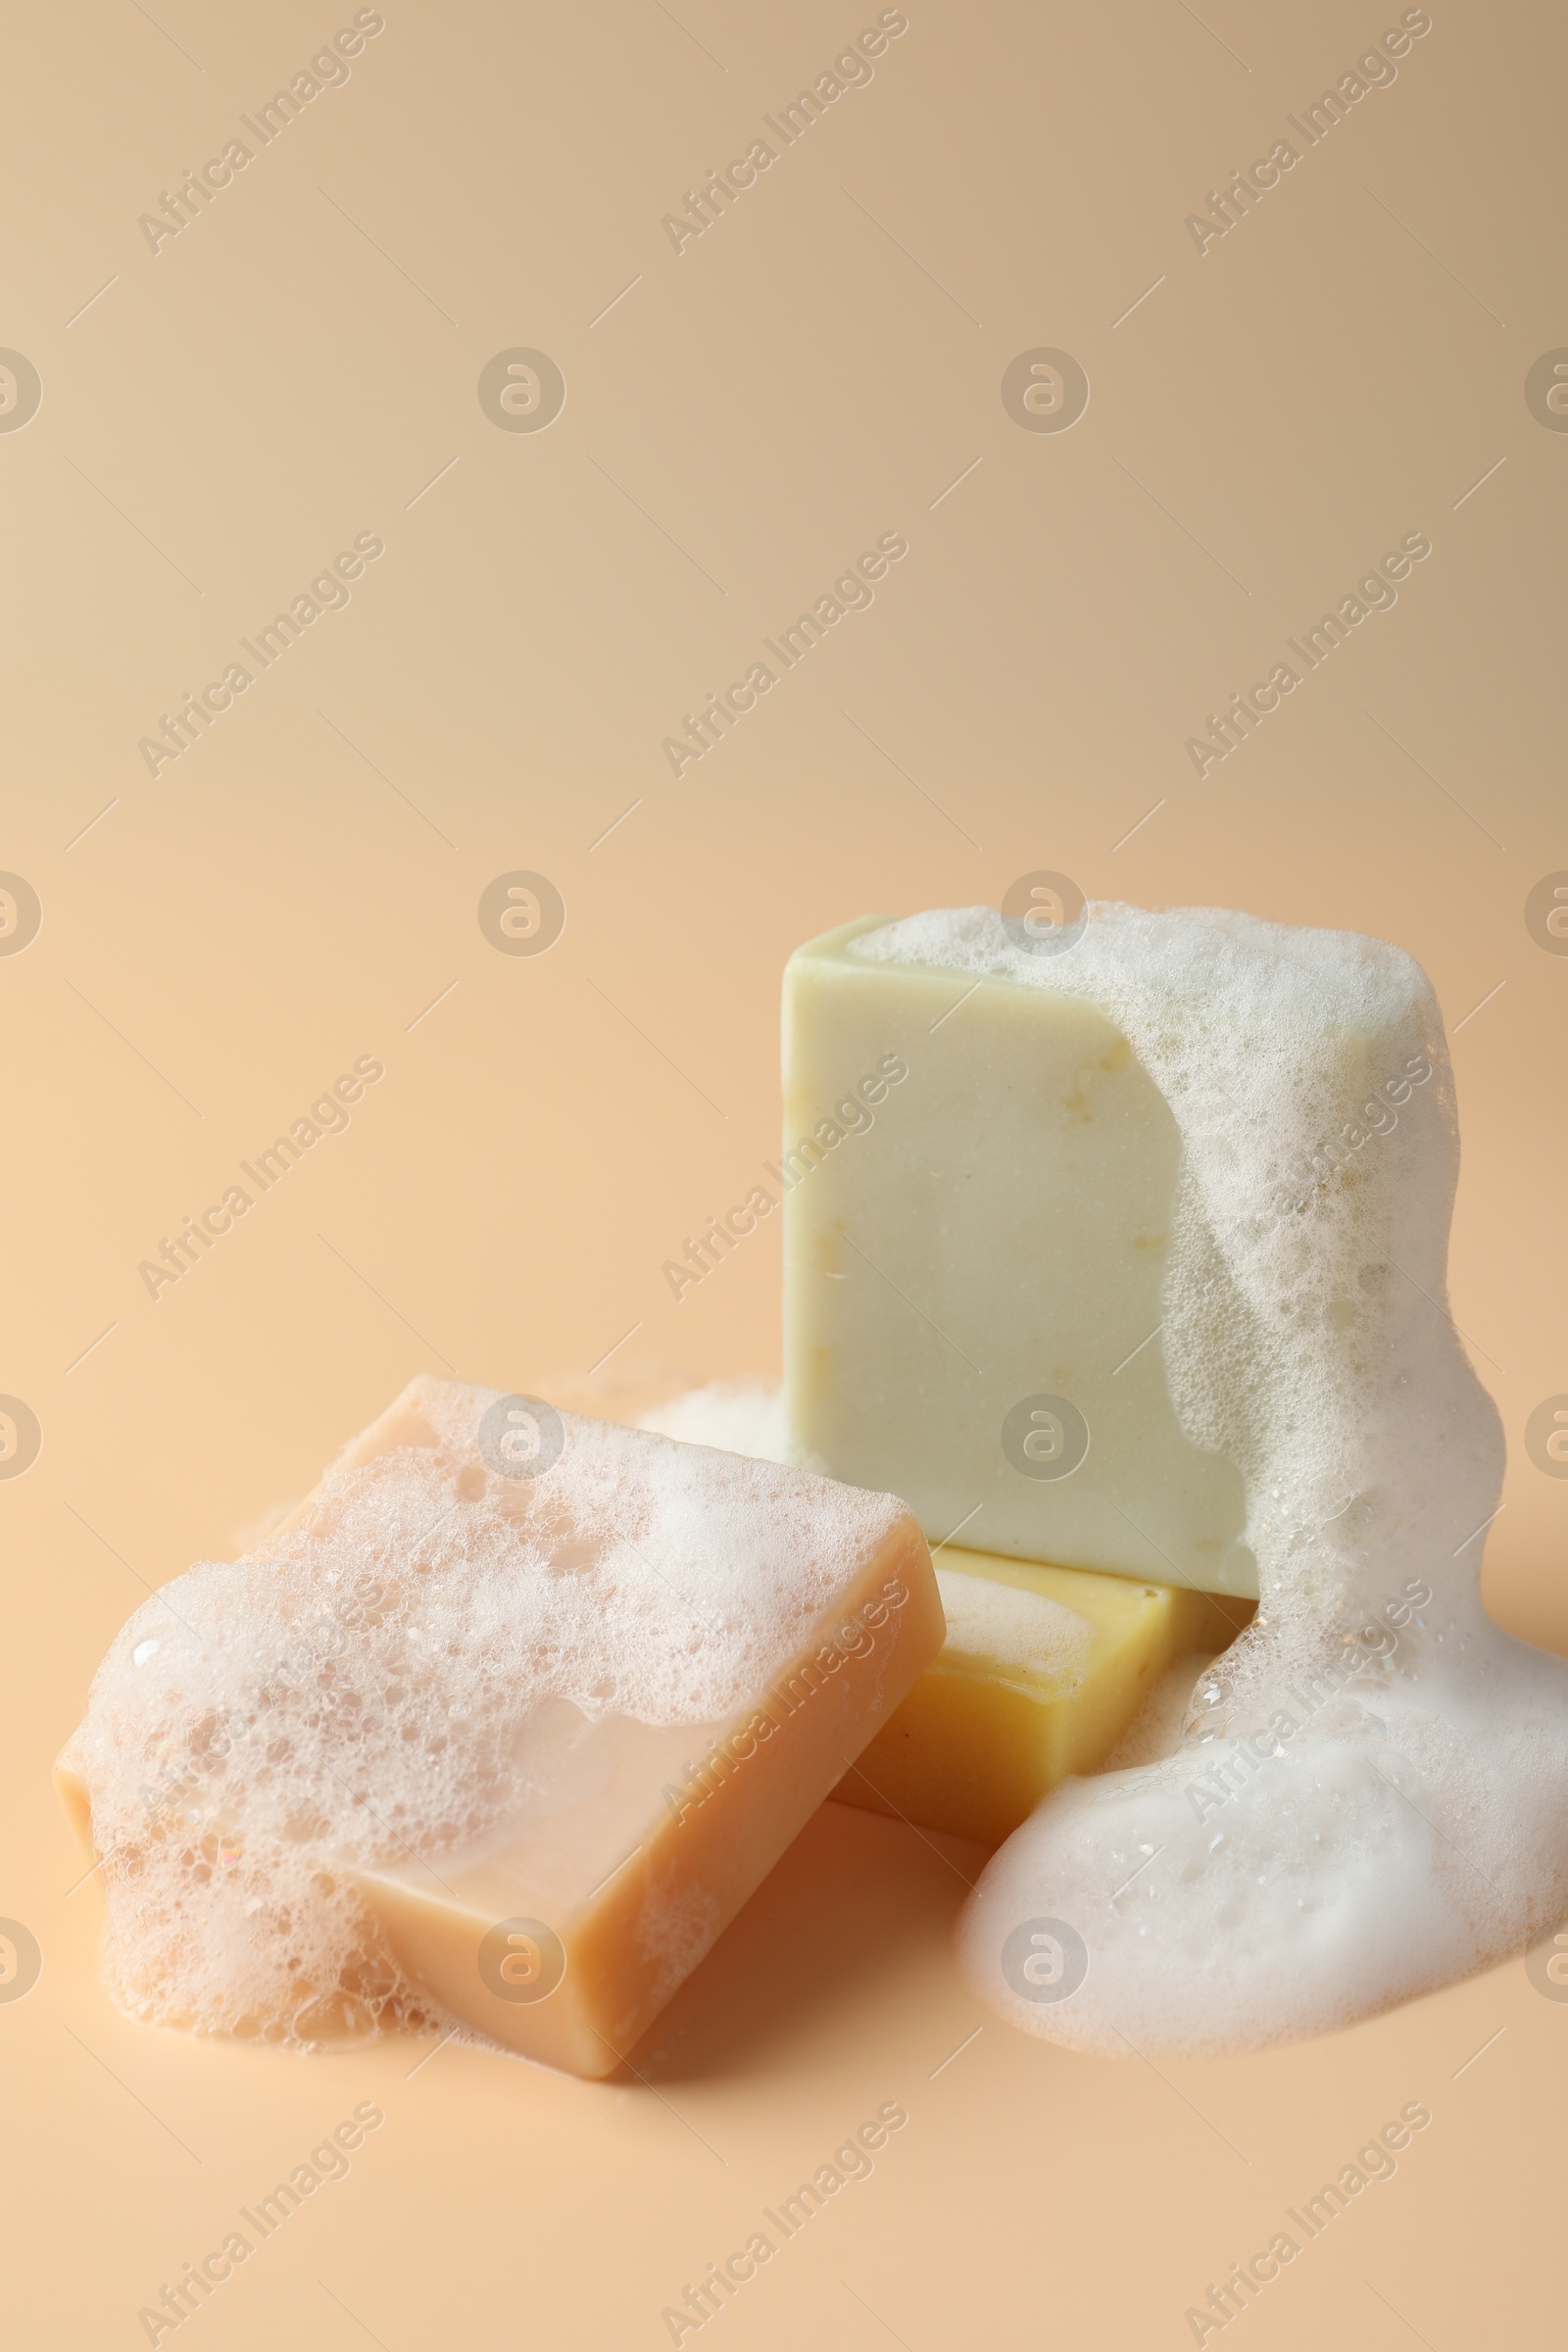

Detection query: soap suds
(1102, 1652), (1216, 1772)
(638, 1381), (790, 1464)
(69, 1378), (904, 2049)
(853, 903), (1568, 2053)
(935, 1567), (1094, 1685)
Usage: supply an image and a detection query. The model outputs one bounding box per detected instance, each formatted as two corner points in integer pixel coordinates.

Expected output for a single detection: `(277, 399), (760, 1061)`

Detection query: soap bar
(58, 1376), (942, 2078)
(783, 916), (1256, 1595)
(834, 1546), (1247, 1845)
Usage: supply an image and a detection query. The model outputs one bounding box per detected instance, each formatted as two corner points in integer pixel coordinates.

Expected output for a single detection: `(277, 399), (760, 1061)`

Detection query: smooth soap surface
(783, 917), (1256, 1595)
(834, 1546), (1247, 1845)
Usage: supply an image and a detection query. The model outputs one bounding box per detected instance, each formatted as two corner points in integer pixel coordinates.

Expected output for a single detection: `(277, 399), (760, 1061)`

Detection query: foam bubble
(1102, 1652), (1217, 1773)
(638, 1380), (790, 1463)
(69, 1378), (903, 2048)
(935, 1567), (1094, 1684)
(852, 904), (1568, 2052)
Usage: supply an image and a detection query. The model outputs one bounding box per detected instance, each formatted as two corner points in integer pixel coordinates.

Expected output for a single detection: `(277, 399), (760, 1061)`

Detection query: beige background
(4, 0), (1567, 2342)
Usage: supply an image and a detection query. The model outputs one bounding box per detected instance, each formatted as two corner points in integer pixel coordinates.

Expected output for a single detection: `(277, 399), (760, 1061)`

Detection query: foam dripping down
(848, 902), (1568, 2053)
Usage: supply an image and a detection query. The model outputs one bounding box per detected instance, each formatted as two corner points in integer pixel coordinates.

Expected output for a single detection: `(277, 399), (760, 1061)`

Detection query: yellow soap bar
(57, 1377), (944, 2078)
(833, 1546), (1248, 1846)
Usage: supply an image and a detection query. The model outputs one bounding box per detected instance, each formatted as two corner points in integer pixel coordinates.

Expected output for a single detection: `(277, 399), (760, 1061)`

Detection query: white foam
(637, 1381), (790, 1464)
(70, 1379), (903, 2047)
(1102, 1652), (1217, 1773)
(935, 1567), (1094, 1685)
(853, 904), (1568, 2053)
